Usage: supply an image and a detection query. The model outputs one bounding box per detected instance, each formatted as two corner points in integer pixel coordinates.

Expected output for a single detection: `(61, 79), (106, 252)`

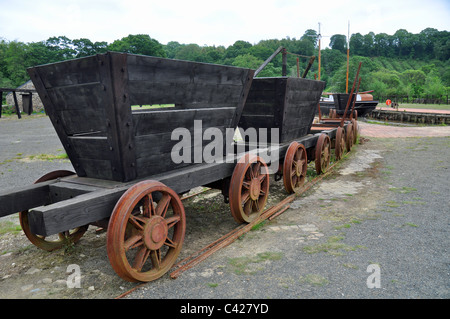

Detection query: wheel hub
(143, 216), (168, 250)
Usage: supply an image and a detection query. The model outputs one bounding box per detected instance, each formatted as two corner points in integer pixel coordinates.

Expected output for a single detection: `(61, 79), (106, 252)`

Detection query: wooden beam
(0, 181), (54, 218)
(254, 46), (284, 77)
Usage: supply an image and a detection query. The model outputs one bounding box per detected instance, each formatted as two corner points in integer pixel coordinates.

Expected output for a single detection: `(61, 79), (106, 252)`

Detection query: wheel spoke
(252, 199), (260, 212)
(142, 194), (155, 217)
(252, 162), (261, 177)
(128, 215), (146, 231)
(133, 246), (150, 271)
(241, 190), (250, 205)
(124, 234), (144, 251)
(258, 173), (266, 183)
(156, 194), (171, 218)
(164, 237), (177, 249)
(165, 215), (180, 229)
(150, 250), (161, 270)
(243, 200), (252, 215)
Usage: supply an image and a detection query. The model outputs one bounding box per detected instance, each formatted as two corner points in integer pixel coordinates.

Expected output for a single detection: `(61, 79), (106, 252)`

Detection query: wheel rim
(351, 119), (358, 144)
(19, 170), (88, 252)
(107, 180), (185, 282)
(315, 134), (331, 174)
(229, 154), (269, 223)
(346, 123), (354, 152)
(335, 127), (346, 160)
(283, 142), (307, 193)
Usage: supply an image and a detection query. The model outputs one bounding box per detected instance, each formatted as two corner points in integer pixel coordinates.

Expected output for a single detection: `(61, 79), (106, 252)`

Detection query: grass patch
(0, 221), (22, 236)
(404, 222), (418, 228)
(303, 235), (365, 256)
(251, 220), (267, 231)
(386, 200), (400, 208)
(228, 251), (283, 275)
(388, 186), (417, 194)
(299, 274), (329, 286)
(26, 153), (69, 161)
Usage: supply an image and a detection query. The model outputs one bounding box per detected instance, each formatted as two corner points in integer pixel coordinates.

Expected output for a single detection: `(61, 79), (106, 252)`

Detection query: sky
(0, 0), (449, 49)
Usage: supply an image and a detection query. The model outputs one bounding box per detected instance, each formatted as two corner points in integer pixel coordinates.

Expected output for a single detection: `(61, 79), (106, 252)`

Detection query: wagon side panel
(281, 78), (325, 142)
(126, 55), (254, 177)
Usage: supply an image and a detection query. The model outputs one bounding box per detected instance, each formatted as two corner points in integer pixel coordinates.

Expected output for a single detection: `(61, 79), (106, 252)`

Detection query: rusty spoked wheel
(346, 123), (354, 152)
(315, 134), (331, 174)
(107, 180), (185, 282)
(229, 153), (270, 223)
(283, 142), (307, 194)
(335, 126), (346, 161)
(19, 170), (88, 252)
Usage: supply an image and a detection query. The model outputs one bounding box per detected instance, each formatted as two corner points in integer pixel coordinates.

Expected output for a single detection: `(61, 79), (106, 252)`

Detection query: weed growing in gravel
(388, 186), (417, 194)
(303, 235), (366, 256)
(228, 252), (283, 275)
(299, 274), (329, 286)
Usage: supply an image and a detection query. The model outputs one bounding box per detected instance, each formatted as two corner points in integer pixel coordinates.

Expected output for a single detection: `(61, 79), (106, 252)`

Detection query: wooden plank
(77, 158), (114, 180)
(58, 108), (108, 135)
(132, 107), (234, 136)
(134, 125), (229, 159)
(67, 136), (111, 160)
(0, 181), (54, 217)
(27, 67), (86, 177)
(127, 55), (249, 86)
(28, 187), (127, 236)
(36, 55), (100, 89)
(48, 182), (100, 203)
(46, 82), (104, 111)
(128, 80), (244, 107)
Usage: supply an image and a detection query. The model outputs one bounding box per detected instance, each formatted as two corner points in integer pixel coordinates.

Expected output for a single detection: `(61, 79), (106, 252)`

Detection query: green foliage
(107, 34), (166, 57)
(0, 28), (448, 101)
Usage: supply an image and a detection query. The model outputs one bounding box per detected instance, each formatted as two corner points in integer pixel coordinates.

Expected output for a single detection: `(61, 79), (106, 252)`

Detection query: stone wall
(5, 80), (44, 112)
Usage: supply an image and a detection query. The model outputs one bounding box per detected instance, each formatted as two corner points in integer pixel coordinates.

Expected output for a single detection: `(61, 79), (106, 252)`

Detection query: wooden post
(282, 48), (287, 76)
(0, 90), (2, 118)
(12, 91), (21, 119)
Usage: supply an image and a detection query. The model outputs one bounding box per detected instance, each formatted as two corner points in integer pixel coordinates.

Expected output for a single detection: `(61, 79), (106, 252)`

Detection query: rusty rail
(169, 159), (341, 280)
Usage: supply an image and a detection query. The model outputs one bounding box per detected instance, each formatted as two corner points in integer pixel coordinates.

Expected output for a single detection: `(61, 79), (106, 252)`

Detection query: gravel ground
(0, 115), (448, 305)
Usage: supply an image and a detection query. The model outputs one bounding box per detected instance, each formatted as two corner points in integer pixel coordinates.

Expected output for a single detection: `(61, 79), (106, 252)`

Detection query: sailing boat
(318, 22), (378, 118)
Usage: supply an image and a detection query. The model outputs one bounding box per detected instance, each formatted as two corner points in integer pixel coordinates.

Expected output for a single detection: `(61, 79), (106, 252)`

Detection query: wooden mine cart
(0, 51), (339, 283)
(1, 52), (259, 282)
(237, 76), (351, 193)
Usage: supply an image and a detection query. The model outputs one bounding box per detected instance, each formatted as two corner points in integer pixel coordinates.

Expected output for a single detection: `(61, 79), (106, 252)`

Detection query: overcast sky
(1, 0), (449, 48)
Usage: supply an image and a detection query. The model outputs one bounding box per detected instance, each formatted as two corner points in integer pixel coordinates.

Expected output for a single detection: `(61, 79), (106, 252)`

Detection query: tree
(349, 33), (364, 56)
(301, 29), (318, 48)
(72, 38), (107, 57)
(329, 34), (347, 54)
(174, 43), (203, 62)
(224, 40), (252, 60)
(232, 54), (263, 69)
(374, 33), (393, 57)
(108, 34), (166, 57)
(45, 36), (76, 60)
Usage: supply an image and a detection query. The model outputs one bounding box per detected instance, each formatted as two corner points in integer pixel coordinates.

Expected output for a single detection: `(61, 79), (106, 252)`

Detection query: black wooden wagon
(0, 52), (327, 282)
(237, 76), (354, 193)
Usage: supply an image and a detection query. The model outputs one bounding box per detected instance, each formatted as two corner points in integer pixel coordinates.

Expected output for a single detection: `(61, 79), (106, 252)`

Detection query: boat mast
(318, 22), (321, 80)
(346, 21), (350, 93)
